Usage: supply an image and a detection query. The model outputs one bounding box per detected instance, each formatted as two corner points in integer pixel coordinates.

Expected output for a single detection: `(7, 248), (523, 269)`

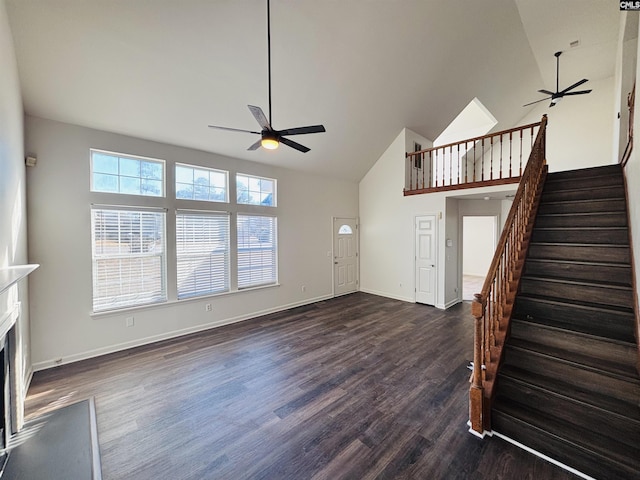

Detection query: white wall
(0, 0), (31, 388)
(462, 216), (496, 277)
(25, 116), (358, 369)
(517, 76), (616, 172)
(360, 128), (519, 309)
(619, 15), (640, 349)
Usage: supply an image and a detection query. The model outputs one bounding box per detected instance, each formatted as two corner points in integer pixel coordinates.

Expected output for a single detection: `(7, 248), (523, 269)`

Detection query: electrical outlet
(205, 303), (212, 312)
(126, 316), (135, 327)
(301, 285), (306, 292)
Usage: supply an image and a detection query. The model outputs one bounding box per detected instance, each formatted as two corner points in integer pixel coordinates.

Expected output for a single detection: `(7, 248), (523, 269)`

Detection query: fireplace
(0, 265), (39, 465)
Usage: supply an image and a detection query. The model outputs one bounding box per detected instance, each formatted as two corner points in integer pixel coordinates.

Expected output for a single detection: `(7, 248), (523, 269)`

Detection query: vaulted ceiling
(5, 0), (620, 181)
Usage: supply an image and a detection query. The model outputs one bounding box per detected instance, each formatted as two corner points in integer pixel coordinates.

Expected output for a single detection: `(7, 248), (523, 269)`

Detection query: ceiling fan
(208, 0), (325, 153)
(523, 51), (592, 108)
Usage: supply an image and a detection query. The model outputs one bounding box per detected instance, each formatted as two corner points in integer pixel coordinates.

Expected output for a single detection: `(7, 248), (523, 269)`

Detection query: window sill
(90, 283), (281, 319)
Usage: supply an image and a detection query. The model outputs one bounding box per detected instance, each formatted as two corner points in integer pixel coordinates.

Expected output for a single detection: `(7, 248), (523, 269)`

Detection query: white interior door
(333, 217), (358, 296)
(415, 215), (437, 305)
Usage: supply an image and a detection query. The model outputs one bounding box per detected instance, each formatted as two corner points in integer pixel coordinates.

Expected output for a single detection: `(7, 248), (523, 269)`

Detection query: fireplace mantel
(0, 265), (39, 296)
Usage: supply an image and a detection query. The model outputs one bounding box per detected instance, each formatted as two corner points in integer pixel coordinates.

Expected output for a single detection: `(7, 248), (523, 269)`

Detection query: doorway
(462, 216), (497, 300)
(333, 217), (359, 296)
(415, 215), (437, 305)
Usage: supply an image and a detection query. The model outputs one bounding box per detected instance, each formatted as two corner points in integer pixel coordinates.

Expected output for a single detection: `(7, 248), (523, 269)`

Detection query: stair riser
(542, 186), (623, 203)
(519, 278), (633, 309)
(528, 244), (630, 264)
(531, 228), (629, 245)
(537, 198), (627, 214)
(534, 213), (627, 228)
(509, 320), (638, 369)
(513, 297), (636, 342)
(492, 411), (638, 480)
(503, 347), (639, 405)
(544, 174), (624, 191)
(496, 379), (640, 450)
(523, 261), (632, 286)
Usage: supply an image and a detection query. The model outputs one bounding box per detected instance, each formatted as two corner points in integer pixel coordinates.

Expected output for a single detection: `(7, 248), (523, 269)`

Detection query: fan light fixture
(261, 137), (279, 150)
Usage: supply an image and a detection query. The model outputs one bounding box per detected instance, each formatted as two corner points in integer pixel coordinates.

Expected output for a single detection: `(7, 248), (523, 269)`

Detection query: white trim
(491, 431), (597, 480)
(359, 288), (414, 303)
(466, 421), (489, 438)
(34, 293), (333, 371)
(441, 298), (462, 309)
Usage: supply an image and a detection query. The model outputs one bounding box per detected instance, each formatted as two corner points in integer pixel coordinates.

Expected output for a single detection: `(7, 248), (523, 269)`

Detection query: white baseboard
(32, 294), (333, 371)
(491, 431), (596, 480)
(359, 288), (414, 303)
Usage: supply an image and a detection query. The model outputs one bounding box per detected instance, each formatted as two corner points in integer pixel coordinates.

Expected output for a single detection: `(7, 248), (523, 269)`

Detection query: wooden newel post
(469, 294), (485, 434)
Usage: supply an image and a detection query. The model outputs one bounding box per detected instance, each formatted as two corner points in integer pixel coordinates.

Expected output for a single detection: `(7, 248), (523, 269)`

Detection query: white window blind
(176, 211), (230, 299)
(91, 207), (167, 312)
(237, 214), (277, 289)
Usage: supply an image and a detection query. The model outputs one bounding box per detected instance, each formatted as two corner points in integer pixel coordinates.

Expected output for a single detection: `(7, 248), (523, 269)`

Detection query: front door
(333, 217), (358, 296)
(415, 215), (437, 305)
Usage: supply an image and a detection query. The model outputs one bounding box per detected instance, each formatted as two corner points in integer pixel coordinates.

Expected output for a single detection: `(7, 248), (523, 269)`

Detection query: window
(91, 207), (167, 312)
(176, 163), (228, 202)
(338, 225), (353, 234)
(91, 150), (164, 196)
(176, 211), (230, 299)
(90, 151), (280, 313)
(237, 215), (277, 288)
(236, 173), (276, 206)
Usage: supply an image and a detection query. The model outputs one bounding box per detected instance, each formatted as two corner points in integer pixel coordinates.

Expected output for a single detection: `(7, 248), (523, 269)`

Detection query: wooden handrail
(468, 115), (548, 435)
(405, 121), (541, 194)
(411, 120), (542, 157)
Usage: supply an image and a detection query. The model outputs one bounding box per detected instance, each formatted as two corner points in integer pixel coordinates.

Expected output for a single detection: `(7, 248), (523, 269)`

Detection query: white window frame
(90, 149), (166, 197)
(175, 163), (229, 203)
(236, 173), (277, 207)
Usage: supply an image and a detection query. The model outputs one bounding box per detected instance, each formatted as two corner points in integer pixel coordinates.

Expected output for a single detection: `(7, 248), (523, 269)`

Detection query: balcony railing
(404, 121), (542, 195)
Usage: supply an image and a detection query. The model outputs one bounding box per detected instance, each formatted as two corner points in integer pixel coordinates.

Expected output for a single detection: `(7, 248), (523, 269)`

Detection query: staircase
(491, 164), (640, 479)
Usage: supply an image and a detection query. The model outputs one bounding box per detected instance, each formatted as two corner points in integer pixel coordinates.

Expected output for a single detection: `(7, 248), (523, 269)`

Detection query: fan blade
(248, 105), (271, 130)
(278, 125), (326, 136)
(247, 139), (262, 151)
(280, 136), (310, 153)
(559, 78), (588, 94)
(538, 89), (555, 96)
(523, 97), (551, 107)
(209, 125), (261, 134)
(562, 90), (592, 96)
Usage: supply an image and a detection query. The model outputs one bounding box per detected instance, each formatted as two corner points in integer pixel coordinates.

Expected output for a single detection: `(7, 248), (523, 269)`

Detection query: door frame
(459, 214), (499, 302)
(332, 217), (360, 297)
(414, 213), (438, 305)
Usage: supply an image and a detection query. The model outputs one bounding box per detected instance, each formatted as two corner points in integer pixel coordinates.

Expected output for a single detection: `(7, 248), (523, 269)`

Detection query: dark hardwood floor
(25, 293), (579, 479)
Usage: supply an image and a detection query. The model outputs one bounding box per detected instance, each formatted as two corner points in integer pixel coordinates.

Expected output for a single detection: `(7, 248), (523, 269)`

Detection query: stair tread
(497, 373), (640, 429)
(508, 336), (638, 379)
(525, 257), (632, 268)
(499, 363), (640, 421)
(516, 291), (634, 313)
(511, 317), (637, 349)
(546, 164), (622, 178)
(491, 409), (640, 480)
(521, 275), (633, 291)
(506, 343), (640, 384)
(492, 397), (640, 470)
(533, 226), (628, 231)
(515, 294), (636, 316)
(537, 211), (626, 217)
